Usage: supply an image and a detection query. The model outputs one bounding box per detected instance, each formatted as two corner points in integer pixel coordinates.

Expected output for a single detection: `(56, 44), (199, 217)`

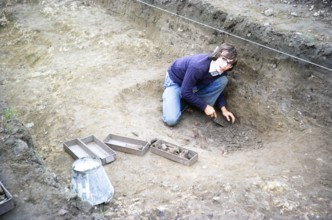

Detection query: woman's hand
(204, 105), (217, 118)
(221, 106), (235, 123)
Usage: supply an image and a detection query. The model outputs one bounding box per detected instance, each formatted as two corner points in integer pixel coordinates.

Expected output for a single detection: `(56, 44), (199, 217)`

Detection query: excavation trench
(0, 0), (331, 219)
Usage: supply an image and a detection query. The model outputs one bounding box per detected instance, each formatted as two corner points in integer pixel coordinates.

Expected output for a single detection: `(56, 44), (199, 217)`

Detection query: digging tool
(211, 113), (227, 127)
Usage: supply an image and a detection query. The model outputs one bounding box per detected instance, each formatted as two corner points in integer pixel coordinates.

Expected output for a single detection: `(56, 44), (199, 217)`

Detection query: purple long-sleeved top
(168, 53), (227, 111)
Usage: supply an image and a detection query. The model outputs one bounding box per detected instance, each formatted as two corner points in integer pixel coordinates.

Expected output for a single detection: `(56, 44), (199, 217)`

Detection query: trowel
(211, 114), (227, 127)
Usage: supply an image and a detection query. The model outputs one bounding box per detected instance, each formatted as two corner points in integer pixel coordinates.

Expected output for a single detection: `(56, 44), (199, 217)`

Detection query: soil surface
(0, 0), (331, 219)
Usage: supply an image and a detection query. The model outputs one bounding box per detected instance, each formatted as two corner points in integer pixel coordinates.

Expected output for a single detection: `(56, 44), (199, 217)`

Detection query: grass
(1, 107), (16, 132)
(99, 204), (105, 217)
(3, 108), (15, 121)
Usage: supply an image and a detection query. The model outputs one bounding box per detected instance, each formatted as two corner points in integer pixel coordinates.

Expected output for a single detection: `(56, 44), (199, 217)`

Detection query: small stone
(171, 185), (180, 192)
(132, 198), (140, 202)
(313, 12), (319, 17)
(14, 139), (29, 155)
(155, 207), (166, 217)
(58, 209), (68, 216)
(264, 9), (274, 16)
(291, 12), (298, 17)
(25, 122), (34, 128)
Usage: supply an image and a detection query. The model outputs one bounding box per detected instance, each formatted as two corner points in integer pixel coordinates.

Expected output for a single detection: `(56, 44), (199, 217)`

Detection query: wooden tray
(63, 138), (96, 159)
(0, 181), (14, 216)
(63, 136), (116, 165)
(80, 135), (116, 164)
(149, 139), (198, 166)
(104, 134), (149, 156)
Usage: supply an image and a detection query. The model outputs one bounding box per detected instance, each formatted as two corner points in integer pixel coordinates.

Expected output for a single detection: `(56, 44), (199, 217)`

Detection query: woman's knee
(163, 114), (180, 126)
(215, 76), (228, 87)
(217, 76), (228, 88)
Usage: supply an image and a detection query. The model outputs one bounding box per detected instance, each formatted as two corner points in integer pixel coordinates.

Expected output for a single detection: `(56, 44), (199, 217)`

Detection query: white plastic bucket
(70, 157), (114, 205)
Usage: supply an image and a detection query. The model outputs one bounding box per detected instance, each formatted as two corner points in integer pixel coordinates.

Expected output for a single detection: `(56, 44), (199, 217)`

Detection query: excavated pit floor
(0, 0), (331, 219)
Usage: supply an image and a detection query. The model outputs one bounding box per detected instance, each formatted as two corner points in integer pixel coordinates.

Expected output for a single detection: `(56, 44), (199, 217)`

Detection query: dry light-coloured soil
(0, 0), (331, 219)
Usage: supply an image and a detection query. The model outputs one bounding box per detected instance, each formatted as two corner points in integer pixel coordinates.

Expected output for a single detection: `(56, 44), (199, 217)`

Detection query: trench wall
(96, 0), (331, 132)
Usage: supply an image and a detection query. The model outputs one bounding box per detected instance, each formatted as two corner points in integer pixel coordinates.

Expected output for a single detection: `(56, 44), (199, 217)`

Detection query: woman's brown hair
(209, 43), (238, 65)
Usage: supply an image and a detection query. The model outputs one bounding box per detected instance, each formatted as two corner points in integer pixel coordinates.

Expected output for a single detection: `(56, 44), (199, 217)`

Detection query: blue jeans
(162, 72), (228, 126)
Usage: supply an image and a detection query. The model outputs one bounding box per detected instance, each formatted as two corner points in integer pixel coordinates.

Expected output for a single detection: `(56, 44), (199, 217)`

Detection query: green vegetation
(99, 204), (105, 217)
(1, 108), (15, 132)
(4, 108), (15, 121)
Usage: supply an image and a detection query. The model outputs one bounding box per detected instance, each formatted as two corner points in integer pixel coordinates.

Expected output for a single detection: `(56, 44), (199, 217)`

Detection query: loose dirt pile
(0, 0), (331, 219)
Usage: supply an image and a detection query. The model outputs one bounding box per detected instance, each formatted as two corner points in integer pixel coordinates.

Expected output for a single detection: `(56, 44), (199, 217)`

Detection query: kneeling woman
(162, 43), (238, 126)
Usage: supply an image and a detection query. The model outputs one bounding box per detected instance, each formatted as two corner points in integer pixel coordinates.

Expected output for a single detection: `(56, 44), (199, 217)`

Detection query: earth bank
(0, 0), (331, 219)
